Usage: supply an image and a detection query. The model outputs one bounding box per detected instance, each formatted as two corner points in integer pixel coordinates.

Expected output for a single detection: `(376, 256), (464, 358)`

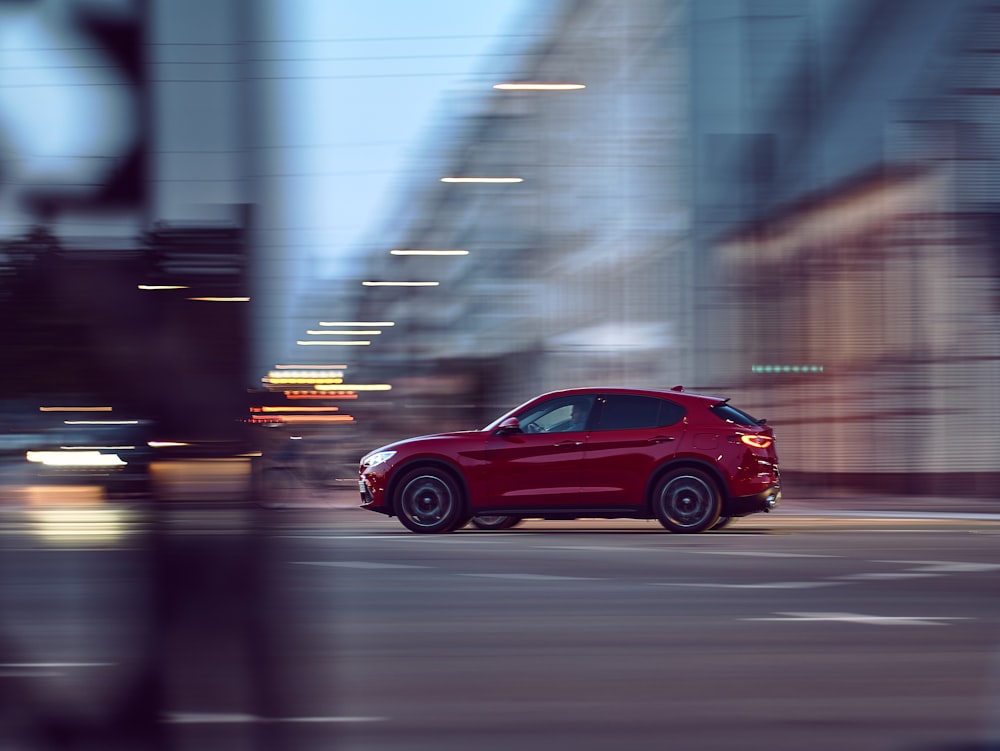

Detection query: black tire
(394, 467), (466, 533)
(652, 468), (722, 533)
(711, 516), (733, 531)
(470, 515), (520, 530)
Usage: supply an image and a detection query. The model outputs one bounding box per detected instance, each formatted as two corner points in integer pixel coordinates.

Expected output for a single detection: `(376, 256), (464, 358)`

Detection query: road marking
(653, 581), (839, 590)
(692, 551), (839, 559)
(878, 560), (1000, 574)
(538, 545), (656, 553)
(164, 713), (385, 724)
(833, 573), (940, 581)
(460, 573), (604, 582)
(291, 561), (428, 569)
(745, 612), (972, 626)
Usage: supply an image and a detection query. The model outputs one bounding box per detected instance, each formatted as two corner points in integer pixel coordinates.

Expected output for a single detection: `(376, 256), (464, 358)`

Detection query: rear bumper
(726, 485), (781, 517)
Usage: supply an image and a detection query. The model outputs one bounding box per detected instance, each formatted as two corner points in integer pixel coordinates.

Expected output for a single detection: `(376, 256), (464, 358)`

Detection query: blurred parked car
(359, 386), (780, 534)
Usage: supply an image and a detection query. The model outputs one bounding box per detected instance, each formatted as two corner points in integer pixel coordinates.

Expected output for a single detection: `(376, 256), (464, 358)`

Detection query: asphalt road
(1, 499), (998, 751)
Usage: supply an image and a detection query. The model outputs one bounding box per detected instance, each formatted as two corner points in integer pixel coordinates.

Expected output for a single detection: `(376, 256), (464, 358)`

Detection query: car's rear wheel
(652, 468), (722, 533)
(395, 467), (466, 533)
(470, 515), (520, 530)
(711, 516), (732, 530)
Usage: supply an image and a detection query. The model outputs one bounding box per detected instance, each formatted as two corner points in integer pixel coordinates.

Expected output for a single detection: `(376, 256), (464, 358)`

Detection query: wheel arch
(643, 457), (729, 515)
(386, 456), (470, 516)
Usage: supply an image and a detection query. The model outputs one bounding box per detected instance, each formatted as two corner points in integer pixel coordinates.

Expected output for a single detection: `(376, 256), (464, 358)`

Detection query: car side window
(519, 396), (595, 433)
(592, 395), (685, 431)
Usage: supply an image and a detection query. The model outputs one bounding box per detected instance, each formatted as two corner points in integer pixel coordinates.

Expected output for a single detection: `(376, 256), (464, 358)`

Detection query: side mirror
(495, 417), (522, 435)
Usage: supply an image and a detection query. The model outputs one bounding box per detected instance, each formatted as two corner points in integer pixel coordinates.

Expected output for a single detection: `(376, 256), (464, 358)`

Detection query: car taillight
(740, 434), (773, 449)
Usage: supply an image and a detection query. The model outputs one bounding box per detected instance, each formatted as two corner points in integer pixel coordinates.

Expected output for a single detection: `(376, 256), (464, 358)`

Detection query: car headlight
(362, 450), (396, 469)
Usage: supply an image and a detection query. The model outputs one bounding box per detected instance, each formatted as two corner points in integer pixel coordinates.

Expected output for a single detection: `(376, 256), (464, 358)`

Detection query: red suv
(358, 386), (780, 534)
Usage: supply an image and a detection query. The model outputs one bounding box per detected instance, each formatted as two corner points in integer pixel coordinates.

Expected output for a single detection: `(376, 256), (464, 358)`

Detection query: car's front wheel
(395, 467), (466, 533)
(652, 468), (722, 533)
(470, 515), (520, 530)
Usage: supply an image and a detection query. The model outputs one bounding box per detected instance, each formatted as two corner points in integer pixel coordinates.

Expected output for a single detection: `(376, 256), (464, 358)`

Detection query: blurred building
(349, 0), (692, 430)
(338, 0), (1000, 495)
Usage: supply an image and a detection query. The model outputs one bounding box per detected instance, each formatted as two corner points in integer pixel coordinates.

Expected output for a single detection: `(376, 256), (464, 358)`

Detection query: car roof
(539, 386), (724, 406)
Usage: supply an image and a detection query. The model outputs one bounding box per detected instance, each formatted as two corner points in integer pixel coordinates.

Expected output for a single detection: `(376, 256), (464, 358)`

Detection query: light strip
(256, 406), (340, 413)
(390, 249), (469, 256)
(440, 177), (523, 183)
(64, 420), (139, 425)
(27, 451), (126, 467)
(493, 82), (586, 90)
(296, 340), (371, 346)
(187, 297), (250, 302)
(362, 281), (439, 287)
(138, 284), (189, 290)
(318, 322), (394, 327)
(274, 364), (349, 369)
(314, 383), (392, 391)
(305, 330), (381, 335)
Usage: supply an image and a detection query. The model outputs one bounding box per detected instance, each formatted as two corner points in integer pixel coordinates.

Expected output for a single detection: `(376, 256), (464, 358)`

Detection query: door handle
(649, 436), (676, 444)
(555, 440), (584, 447)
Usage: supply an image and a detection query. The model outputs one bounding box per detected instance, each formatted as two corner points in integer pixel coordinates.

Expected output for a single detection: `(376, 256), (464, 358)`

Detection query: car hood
(373, 430), (485, 453)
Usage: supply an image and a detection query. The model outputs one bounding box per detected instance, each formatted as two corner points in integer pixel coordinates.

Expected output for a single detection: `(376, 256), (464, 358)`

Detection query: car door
(578, 394), (685, 508)
(476, 395), (595, 511)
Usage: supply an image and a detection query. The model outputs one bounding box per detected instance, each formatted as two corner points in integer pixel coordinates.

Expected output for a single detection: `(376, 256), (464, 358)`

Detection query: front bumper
(358, 472), (393, 515)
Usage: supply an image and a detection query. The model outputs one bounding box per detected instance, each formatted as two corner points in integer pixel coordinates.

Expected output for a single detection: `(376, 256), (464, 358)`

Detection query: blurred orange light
(40, 406), (113, 412)
(258, 406), (340, 413)
(285, 391), (359, 400)
(278, 415), (355, 424)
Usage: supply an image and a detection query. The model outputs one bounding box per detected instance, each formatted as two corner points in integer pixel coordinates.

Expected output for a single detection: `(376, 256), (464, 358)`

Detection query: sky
(257, 0), (537, 278)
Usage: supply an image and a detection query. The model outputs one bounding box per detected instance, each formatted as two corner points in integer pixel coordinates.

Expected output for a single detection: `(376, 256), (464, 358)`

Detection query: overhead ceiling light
(390, 249), (469, 256)
(187, 297), (250, 302)
(296, 340), (371, 346)
(362, 281), (439, 287)
(318, 322), (394, 327)
(440, 177), (523, 184)
(493, 82), (586, 91)
(138, 284), (188, 290)
(314, 383), (392, 392)
(306, 330), (381, 335)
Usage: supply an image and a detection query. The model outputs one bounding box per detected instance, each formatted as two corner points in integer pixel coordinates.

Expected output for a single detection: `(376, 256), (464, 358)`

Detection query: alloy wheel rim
(662, 475), (712, 527)
(401, 476), (452, 526)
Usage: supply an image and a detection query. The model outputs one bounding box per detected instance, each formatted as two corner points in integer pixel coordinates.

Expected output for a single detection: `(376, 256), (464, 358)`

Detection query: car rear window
(710, 402), (764, 427)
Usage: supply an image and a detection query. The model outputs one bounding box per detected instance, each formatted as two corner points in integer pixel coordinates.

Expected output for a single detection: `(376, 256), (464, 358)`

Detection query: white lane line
(460, 573), (605, 582)
(291, 561), (428, 569)
(164, 713), (385, 724)
(833, 573), (940, 581)
(744, 612), (972, 626)
(691, 551), (839, 559)
(878, 560), (1000, 573)
(652, 581), (839, 590)
(538, 545), (655, 553)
